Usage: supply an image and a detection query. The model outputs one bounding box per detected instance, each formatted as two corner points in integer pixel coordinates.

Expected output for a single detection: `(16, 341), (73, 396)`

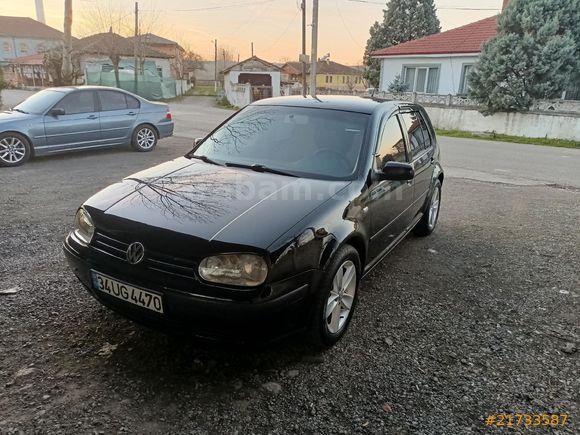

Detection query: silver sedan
(0, 86), (174, 167)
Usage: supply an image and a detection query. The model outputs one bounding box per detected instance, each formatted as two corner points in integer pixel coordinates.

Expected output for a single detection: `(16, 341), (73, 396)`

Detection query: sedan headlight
(199, 254), (268, 287)
(73, 207), (95, 245)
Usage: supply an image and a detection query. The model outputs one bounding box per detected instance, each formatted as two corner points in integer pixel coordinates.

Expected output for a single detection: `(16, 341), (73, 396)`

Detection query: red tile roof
(371, 15), (498, 57)
(0, 16), (64, 39)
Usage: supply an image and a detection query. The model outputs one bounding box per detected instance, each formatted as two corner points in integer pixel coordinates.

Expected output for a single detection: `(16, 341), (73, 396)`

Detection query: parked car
(0, 86), (174, 167)
(63, 96), (443, 347)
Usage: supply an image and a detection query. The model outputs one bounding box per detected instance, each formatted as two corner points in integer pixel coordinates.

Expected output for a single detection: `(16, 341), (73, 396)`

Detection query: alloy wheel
(428, 186), (440, 229)
(0, 136), (26, 164)
(325, 260), (357, 334)
(136, 128), (156, 149)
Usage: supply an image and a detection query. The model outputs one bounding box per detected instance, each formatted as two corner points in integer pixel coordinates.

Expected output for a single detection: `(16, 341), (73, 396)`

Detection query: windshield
(13, 89), (66, 114)
(192, 105), (369, 180)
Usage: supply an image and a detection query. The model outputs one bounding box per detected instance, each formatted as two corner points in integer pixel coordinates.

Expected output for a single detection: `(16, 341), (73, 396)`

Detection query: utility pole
(222, 49), (226, 72)
(251, 42), (254, 57)
(301, 0), (307, 96)
(134, 1), (139, 94)
(213, 39), (218, 92)
(63, 0), (72, 84)
(310, 0), (318, 97)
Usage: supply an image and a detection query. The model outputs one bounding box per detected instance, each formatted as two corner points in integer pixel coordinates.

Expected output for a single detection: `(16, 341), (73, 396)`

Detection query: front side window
(54, 91), (96, 115)
(375, 115), (407, 169)
(99, 90), (128, 111)
(403, 66), (440, 94)
(13, 89), (66, 114)
(192, 105), (369, 180)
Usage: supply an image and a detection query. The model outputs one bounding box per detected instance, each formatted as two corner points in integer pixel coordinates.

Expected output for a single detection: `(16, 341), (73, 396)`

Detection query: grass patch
(216, 96), (238, 111)
(185, 85), (220, 97)
(436, 129), (579, 149)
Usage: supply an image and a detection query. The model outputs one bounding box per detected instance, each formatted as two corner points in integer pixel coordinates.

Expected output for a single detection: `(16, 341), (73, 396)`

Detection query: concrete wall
(425, 106), (580, 141)
(0, 37), (61, 61)
(378, 54), (479, 95)
(225, 83), (251, 108)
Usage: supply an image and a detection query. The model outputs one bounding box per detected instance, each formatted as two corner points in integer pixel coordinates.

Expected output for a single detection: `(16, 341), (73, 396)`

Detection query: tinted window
(13, 89), (65, 115)
(99, 91), (128, 111)
(126, 95), (140, 109)
(400, 111), (431, 156)
(416, 111), (433, 150)
(55, 91), (96, 115)
(375, 115), (406, 168)
(193, 106), (369, 180)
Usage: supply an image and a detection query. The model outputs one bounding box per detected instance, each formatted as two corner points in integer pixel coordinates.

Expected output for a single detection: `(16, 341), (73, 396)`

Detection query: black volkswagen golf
(64, 96), (443, 347)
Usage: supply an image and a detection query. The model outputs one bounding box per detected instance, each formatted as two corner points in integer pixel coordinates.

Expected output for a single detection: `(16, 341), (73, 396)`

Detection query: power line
(335, 0), (364, 49)
(345, 0), (500, 9)
(174, 0), (277, 12)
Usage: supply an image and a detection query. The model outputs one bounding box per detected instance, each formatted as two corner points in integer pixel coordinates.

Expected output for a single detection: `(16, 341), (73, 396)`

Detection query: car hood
(85, 157), (350, 249)
(0, 110), (35, 123)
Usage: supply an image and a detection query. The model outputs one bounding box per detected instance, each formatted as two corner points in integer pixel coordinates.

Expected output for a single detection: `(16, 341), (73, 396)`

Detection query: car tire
(131, 125), (158, 152)
(413, 179), (442, 237)
(308, 245), (361, 349)
(0, 132), (31, 167)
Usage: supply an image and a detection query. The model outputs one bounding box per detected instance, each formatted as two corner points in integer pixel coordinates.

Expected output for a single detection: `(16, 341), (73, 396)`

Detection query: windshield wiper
(12, 108), (28, 114)
(225, 162), (297, 177)
(187, 154), (223, 166)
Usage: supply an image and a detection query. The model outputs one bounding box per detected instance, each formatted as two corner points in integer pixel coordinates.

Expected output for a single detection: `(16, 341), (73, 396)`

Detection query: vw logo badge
(126, 242), (145, 265)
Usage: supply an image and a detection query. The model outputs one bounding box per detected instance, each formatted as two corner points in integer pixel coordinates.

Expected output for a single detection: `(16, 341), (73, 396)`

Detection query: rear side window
(400, 111), (433, 157)
(126, 95), (140, 109)
(375, 115), (407, 168)
(416, 111), (433, 151)
(99, 91), (128, 111)
(54, 91), (96, 115)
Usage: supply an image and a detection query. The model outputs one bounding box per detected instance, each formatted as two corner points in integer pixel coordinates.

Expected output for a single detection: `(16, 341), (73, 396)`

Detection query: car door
(399, 109), (435, 217)
(97, 90), (140, 145)
(43, 90), (100, 151)
(367, 112), (414, 261)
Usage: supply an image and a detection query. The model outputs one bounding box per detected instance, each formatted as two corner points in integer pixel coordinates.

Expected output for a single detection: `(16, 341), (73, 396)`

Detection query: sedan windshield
(192, 106), (369, 180)
(13, 89), (66, 115)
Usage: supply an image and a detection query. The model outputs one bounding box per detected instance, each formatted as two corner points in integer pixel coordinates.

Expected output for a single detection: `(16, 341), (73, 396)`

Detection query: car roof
(251, 95), (399, 115)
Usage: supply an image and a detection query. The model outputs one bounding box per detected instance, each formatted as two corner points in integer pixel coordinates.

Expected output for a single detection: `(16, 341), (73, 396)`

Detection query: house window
(342, 76), (345, 84)
(37, 43), (45, 52)
(458, 64), (474, 94)
(403, 66), (440, 94)
(19, 43), (28, 54)
(3, 42), (11, 53)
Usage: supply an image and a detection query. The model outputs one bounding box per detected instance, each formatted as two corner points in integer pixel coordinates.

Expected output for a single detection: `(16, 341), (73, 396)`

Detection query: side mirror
(193, 138), (203, 147)
(380, 161), (415, 181)
(49, 108), (65, 117)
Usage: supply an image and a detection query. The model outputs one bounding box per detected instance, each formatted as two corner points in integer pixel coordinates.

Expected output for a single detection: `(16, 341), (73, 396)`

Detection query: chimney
(35, 0), (46, 23)
(502, 0), (510, 11)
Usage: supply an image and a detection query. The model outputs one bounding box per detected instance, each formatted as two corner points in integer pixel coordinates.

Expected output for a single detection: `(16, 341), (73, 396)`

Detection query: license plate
(91, 271), (164, 314)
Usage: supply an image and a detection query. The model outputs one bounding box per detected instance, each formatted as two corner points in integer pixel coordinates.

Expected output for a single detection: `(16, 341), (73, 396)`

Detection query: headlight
(73, 207), (95, 245)
(198, 254), (268, 287)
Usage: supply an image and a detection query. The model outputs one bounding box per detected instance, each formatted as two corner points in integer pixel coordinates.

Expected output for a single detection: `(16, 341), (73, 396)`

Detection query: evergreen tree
(363, 0), (440, 87)
(469, 0), (580, 113)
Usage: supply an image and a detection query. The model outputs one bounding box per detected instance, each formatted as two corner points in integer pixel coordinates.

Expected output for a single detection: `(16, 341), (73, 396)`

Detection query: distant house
(222, 56), (281, 106)
(370, 16), (498, 95)
(0, 16), (63, 63)
(281, 60), (365, 92)
(76, 32), (173, 79)
(127, 33), (188, 79)
(193, 60), (237, 86)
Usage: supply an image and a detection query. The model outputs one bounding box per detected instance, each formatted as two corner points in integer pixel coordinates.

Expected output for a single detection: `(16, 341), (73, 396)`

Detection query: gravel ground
(0, 137), (578, 434)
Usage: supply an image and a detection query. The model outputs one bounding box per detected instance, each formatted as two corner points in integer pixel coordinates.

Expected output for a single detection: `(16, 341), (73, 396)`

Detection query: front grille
(92, 232), (197, 280)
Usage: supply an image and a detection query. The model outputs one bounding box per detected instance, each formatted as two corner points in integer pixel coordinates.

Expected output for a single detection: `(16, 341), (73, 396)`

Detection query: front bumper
(63, 235), (318, 342)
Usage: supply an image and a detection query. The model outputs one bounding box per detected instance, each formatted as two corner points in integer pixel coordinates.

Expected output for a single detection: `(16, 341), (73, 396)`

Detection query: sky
(0, 0), (504, 64)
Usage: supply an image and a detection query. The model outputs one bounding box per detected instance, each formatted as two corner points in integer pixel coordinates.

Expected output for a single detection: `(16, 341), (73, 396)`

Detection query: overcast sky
(2, 0), (503, 64)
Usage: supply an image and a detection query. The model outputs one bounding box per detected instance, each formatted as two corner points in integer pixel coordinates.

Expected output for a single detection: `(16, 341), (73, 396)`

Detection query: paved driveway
(0, 98), (578, 434)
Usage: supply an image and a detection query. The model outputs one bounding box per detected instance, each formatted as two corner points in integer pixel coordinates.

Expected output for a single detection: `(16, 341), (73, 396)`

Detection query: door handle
(127, 112), (137, 116)
(430, 157), (435, 164)
(87, 115), (98, 120)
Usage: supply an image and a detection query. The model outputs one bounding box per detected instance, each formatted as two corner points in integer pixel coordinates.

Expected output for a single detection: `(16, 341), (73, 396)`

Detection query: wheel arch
(134, 122), (159, 138)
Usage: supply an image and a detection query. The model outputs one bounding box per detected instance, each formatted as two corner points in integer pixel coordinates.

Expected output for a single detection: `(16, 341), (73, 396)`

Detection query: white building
(371, 15), (497, 95)
(0, 16), (63, 64)
(222, 56), (281, 107)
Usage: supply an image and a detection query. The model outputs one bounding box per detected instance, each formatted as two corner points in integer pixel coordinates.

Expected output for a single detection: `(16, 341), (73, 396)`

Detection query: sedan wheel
(132, 126), (158, 152)
(325, 260), (357, 334)
(0, 134), (31, 167)
(413, 179), (442, 237)
(428, 184), (440, 230)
